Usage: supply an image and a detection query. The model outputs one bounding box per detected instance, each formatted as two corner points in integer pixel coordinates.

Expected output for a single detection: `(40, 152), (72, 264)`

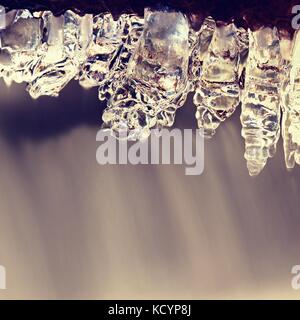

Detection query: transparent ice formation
(241, 27), (282, 176)
(27, 11), (93, 98)
(0, 10), (43, 85)
(78, 13), (126, 89)
(102, 8), (190, 140)
(281, 30), (300, 169)
(189, 17), (216, 90)
(193, 23), (248, 138)
(97, 14), (144, 102)
(0, 8), (300, 175)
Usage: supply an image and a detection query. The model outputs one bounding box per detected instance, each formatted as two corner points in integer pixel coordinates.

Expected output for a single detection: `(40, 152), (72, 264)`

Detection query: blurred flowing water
(0, 80), (300, 299)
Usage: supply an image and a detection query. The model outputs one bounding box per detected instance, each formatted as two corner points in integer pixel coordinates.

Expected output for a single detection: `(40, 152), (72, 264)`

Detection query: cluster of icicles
(0, 8), (299, 175)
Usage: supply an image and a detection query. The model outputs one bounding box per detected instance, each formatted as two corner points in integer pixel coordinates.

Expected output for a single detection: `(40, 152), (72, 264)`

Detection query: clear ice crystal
(0, 5), (6, 30)
(97, 14), (144, 102)
(102, 8), (190, 140)
(281, 30), (300, 169)
(63, 11), (92, 63)
(2, 8), (300, 175)
(0, 10), (43, 85)
(241, 27), (282, 176)
(27, 11), (92, 98)
(78, 13), (126, 89)
(0, 12), (41, 51)
(189, 17), (216, 90)
(193, 23), (248, 138)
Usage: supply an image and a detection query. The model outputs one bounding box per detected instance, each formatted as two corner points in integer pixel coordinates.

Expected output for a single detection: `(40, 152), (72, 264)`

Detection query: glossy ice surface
(0, 8), (300, 174)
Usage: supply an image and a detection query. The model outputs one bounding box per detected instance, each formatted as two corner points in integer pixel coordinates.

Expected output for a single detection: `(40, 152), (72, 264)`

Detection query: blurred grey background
(0, 80), (300, 299)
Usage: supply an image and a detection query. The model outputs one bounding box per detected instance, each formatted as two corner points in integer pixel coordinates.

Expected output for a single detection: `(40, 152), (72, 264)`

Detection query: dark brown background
(1, 1), (299, 32)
